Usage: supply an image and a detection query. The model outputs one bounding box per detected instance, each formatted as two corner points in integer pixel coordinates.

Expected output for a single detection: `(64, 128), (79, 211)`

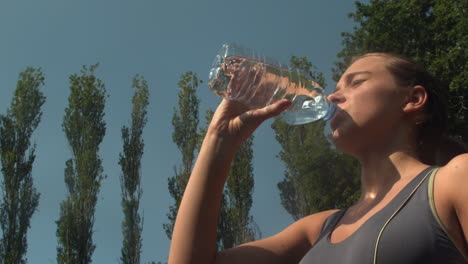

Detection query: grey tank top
(299, 166), (467, 264)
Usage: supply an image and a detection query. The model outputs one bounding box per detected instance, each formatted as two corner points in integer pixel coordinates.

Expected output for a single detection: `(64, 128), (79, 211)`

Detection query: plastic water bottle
(208, 43), (337, 125)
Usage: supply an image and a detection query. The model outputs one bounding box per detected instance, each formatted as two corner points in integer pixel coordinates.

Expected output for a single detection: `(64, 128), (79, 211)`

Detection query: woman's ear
(403, 85), (428, 113)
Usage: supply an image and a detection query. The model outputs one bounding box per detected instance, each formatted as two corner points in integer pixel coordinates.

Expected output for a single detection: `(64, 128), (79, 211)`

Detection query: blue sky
(0, 0), (358, 263)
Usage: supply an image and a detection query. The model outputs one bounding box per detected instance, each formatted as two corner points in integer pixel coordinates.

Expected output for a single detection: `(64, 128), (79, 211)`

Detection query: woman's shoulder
(216, 209), (340, 264)
(438, 153), (468, 178)
(433, 154), (468, 258)
(434, 153), (468, 210)
(297, 209), (341, 244)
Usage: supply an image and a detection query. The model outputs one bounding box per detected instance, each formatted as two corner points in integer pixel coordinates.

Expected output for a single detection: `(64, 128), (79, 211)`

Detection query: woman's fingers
(243, 99), (292, 124)
(209, 99), (291, 145)
(235, 99), (291, 140)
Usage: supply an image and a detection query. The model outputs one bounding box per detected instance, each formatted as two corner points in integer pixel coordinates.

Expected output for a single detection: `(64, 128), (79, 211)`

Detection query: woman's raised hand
(207, 99), (292, 146)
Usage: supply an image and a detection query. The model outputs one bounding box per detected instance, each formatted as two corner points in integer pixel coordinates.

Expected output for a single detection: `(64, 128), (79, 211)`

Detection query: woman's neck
(355, 134), (428, 203)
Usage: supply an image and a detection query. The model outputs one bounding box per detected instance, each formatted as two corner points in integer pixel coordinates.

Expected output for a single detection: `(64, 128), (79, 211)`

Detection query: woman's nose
(327, 91), (343, 104)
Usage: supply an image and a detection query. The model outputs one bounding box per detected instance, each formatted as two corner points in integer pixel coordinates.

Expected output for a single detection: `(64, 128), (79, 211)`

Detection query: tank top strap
(300, 166), (466, 264)
(313, 166), (437, 250)
(372, 166), (438, 263)
(315, 208), (348, 243)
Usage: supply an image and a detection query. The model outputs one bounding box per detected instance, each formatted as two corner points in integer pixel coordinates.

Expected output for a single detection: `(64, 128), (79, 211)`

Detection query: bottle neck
(323, 103), (337, 121)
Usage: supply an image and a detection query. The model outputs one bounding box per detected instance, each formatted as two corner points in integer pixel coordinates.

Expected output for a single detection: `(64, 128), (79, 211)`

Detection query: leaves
(0, 67), (44, 264)
(164, 72), (201, 240)
(273, 57), (360, 220)
(56, 64), (107, 264)
(119, 74), (149, 264)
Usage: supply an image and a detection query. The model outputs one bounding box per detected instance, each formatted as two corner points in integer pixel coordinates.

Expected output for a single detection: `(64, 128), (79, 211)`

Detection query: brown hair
(352, 53), (466, 165)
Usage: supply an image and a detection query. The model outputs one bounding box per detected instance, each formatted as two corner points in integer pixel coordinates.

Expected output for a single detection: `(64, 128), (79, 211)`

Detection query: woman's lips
(330, 108), (343, 129)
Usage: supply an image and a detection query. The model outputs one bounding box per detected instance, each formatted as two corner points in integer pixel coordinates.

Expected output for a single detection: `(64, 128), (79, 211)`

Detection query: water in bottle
(208, 43), (336, 125)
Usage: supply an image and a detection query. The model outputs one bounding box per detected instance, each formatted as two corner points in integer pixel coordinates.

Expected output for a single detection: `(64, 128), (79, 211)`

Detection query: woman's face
(328, 55), (409, 153)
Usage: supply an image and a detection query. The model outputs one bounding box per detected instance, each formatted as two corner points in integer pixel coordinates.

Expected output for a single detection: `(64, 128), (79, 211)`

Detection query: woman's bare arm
(168, 99), (292, 264)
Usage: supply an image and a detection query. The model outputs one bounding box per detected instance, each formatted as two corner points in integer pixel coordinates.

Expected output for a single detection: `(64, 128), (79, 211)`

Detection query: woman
(168, 53), (468, 263)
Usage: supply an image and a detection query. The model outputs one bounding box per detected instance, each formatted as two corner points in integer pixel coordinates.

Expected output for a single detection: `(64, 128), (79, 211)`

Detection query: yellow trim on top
(373, 167), (435, 264)
(428, 168), (468, 261)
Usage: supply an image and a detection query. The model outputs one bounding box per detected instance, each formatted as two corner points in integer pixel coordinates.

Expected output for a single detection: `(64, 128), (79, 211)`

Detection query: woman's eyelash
(351, 79), (366, 86)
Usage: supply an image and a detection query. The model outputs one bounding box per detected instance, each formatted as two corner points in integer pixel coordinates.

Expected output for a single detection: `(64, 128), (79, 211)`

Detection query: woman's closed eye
(351, 79), (366, 87)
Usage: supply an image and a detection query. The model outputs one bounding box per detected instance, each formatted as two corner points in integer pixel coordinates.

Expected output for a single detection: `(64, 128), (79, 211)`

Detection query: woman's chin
(330, 129), (343, 145)
(330, 127), (356, 153)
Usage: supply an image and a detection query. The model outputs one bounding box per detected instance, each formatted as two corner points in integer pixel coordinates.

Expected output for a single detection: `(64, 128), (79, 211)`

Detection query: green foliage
(56, 64), (107, 264)
(273, 57), (360, 220)
(273, 120), (360, 220)
(334, 0), (468, 143)
(0, 67), (45, 264)
(172, 72), (201, 173)
(164, 72), (201, 240)
(119, 75), (149, 264)
(290, 56), (327, 88)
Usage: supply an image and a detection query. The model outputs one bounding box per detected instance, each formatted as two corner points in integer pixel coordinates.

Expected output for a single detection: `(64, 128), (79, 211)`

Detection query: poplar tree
(0, 67), (45, 264)
(56, 64), (107, 264)
(272, 57), (360, 220)
(119, 75), (149, 264)
(164, 72), (200, 239)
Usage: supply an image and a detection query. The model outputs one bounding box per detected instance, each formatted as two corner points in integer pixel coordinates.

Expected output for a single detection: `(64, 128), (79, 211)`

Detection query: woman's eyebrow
(334, 71), (372, 92)
(345, 71), (372, 82)
(344, 71), (372, 83)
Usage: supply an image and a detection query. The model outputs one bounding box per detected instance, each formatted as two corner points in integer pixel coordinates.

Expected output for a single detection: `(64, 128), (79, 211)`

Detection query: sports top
(299, 167), (467, 264)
